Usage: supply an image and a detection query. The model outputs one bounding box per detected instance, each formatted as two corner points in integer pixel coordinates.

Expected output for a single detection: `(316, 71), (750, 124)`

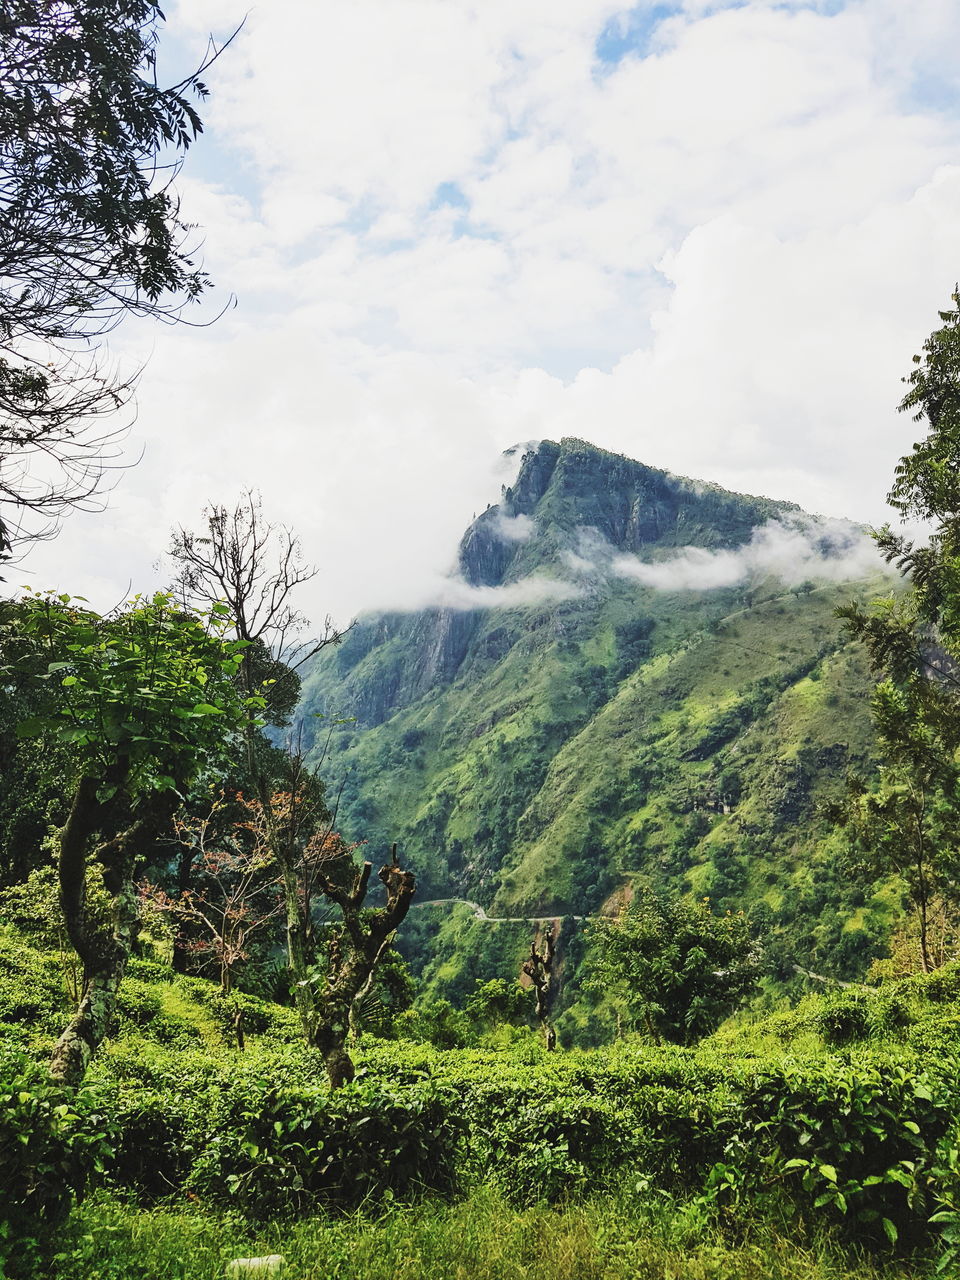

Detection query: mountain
(298, 439), (893, 1028)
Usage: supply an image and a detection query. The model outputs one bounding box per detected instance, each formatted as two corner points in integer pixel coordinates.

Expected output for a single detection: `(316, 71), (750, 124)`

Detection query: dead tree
(522, 930), (557, 1051)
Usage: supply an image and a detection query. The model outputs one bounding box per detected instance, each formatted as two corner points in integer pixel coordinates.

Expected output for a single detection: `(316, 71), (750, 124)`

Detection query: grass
(52, 1186), (930, 1280)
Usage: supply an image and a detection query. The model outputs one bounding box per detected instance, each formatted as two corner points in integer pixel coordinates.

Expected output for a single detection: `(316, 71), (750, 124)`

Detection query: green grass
(52, 1187), (929, 1280)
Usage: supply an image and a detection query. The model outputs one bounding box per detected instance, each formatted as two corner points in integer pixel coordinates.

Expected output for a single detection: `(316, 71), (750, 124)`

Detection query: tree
(168, 496), (416, 1088)
(141, 791), (284, 998)
(521, 931), (557, 1050)
(0, 2), (235, 558)
(11, 590), (249, 1084)
(838, 289), (960, 971)
(832, 680), (960, 973)
(584, 889), (759, 1044)
(169, 492), (344, 687)
(303, 838), (416, 1088)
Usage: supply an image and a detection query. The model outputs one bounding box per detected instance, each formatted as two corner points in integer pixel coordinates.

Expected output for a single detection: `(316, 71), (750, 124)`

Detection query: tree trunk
(315, 993), (357, 1088)
(49, 768), (147, 1087)
(49, 876), (139, 1085)
(278, 848), (318, 1043)
(171, 840), (195, 975)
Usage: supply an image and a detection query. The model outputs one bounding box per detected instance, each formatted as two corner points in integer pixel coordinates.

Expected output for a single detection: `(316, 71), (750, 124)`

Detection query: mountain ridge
(298, 437), (892, 1021)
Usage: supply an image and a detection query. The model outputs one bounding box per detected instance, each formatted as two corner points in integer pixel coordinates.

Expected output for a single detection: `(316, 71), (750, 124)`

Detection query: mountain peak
(458, 437), (796, 587)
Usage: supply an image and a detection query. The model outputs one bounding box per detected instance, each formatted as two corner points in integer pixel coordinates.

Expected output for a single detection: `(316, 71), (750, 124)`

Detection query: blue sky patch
(431, 182), (470, 211)
(594, 4), (684, 68)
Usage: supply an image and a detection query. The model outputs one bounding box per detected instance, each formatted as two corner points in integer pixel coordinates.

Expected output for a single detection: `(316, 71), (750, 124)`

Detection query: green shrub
(0, 1052), (114, 1277)
(461, 1085), (634, 1203)
(189, 1075), (462, 1216)
(814, 994), (870, 1046)
(725, 1054), (957, 1247)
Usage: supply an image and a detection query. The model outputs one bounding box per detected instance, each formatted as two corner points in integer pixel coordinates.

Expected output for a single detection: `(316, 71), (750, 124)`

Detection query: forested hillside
(300, 438), (893, 1013)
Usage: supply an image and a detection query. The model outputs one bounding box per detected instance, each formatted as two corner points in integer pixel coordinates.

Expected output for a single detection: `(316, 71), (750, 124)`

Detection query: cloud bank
(11, 0), (960, 626)
(393, 514), (891, 615)
(572, 516), (894, 592)
(616, 517), (896, 591)
(404, 571), (581, 612)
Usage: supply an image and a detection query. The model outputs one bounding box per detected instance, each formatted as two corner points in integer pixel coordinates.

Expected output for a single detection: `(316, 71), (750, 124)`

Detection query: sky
(15, 0), (960, 625)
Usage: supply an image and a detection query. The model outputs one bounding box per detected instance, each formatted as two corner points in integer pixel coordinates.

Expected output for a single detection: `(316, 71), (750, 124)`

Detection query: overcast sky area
(16, 0), (960, 624)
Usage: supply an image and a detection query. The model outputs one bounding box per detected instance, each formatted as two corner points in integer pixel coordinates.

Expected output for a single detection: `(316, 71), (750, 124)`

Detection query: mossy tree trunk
(277, 836), (415, 1088)
(49, 772), (141, 1086)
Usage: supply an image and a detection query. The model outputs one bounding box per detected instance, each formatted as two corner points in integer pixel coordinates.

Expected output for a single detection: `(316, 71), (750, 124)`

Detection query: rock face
(298, 436), (886, 990)
(304, 439), (798, 732)
(458, 510), (516, 586)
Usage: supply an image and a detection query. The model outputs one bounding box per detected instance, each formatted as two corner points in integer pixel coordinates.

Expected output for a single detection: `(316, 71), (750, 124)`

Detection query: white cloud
(490, 513), (536, 543)
(12, 0), (960, 626)
(418, 572), (582, 611)
(611, 517), (893, 591)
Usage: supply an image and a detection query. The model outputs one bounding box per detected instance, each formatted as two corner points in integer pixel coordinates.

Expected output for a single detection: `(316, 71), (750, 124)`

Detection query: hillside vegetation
(3, 915), (960, 1277)
(300, 439), (893, 1011)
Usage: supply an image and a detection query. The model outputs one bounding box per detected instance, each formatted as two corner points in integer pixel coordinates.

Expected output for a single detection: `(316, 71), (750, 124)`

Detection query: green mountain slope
(299, 439), (894, 1002)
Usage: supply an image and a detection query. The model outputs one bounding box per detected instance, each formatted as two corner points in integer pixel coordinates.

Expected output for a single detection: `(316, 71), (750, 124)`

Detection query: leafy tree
(464, 977), (532, 1033)
(0, 599), (75, 883)
(0, 2), (235, 557)
(11, 590), (249, 1083)
(833, 681), (960, 973)
(839, 289), (960, 971)
(584, 889), (759, 1044)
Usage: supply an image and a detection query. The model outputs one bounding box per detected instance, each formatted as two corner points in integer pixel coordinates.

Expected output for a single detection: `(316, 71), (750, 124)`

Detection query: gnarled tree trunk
(277, 836), (415, 1088)
(49, 775), (139, 1085)
(49, 775), (169, 1086)
(522, 929), (557, 1051)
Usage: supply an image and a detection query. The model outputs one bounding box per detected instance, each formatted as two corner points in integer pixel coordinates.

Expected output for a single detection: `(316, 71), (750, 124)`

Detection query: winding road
(412, 897), (589, 924)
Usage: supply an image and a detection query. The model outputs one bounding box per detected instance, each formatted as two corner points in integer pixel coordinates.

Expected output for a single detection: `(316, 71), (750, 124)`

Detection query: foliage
(707, 1054), (957, 1251)
(189, 1074), (461, 1216)
(584, 889), (760, 1044)
(12, 591), (251, 797)
(465, 977), (533, 1032)
(0, 0), (227, 555)
(838, 291), (960, 972)
(0, 1050), (115, 1277)
(50, 1185), (924, 1280)
(5, 921), (960, 1268)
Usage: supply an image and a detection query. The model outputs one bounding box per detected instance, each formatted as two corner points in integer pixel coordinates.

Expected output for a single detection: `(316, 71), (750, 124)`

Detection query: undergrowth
(53, 1186), (925, 1280)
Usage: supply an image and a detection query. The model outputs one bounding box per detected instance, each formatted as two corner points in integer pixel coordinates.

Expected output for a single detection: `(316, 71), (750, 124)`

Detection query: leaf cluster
(584, 889), (760, 1045)
(8, 591), (251, 797)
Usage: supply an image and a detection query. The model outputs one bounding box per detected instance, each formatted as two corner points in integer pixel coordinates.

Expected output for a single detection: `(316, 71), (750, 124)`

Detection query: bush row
(5, 1036), (960, 1268)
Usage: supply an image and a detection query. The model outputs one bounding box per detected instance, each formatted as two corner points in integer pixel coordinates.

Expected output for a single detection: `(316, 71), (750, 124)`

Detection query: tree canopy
(0, 1), (231, 559)
(585, 889), (758, 1044)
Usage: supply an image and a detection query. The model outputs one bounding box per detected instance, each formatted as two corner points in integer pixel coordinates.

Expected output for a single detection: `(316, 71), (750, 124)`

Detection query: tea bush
(0, 1051), (115, 1277)
(707, 1053), (959, 1248)
(188, 1074), (462, 1215)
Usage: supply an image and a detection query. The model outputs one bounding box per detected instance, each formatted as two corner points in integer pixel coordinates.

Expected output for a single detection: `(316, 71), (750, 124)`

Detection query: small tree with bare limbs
(141, 791), (284, 999)
(168, 496), (415, 1086)
(169, 491), (344, 685)
(305, 840), (416, 1088)
(522, 929), (557, 1050)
